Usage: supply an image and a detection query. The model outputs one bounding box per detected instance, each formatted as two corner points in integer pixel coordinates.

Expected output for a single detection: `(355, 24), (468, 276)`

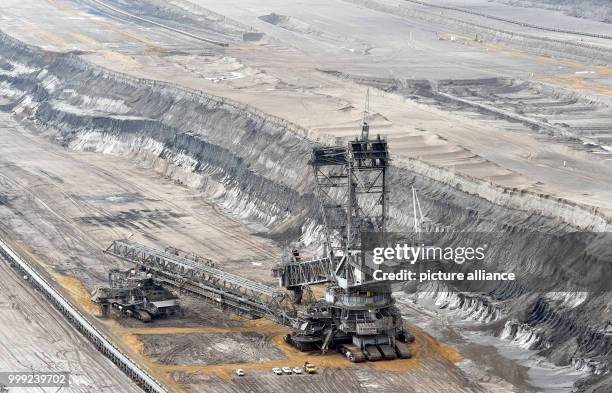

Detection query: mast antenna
(361, 88), (370, 140)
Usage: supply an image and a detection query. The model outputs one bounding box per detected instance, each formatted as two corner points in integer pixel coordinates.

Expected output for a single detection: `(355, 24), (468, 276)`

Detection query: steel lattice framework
(105, 239), (297, 325)
(310, 146), (350, 258)
(274, 127), (390, 290)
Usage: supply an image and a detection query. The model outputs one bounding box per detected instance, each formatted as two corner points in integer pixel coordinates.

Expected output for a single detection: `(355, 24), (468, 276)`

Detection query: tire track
(84, 0), (229, 47)
(402, 0), (612, 40)
(0, 249), (141, 392)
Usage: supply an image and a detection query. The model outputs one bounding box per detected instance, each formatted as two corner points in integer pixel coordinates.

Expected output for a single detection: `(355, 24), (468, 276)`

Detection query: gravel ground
(141, 332), (285, 365)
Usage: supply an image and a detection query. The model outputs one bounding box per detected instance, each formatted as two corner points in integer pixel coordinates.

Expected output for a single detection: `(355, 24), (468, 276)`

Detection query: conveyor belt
(0, 238), (169, 393)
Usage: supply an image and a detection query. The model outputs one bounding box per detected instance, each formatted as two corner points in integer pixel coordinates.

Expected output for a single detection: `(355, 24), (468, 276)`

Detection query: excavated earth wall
(343, 0), (612, 66)
(0, 31), (610, 390)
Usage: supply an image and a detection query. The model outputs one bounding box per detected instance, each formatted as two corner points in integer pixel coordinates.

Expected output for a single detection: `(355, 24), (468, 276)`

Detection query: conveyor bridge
(105, 239), (297, 326)
(273, 256), (338, 289)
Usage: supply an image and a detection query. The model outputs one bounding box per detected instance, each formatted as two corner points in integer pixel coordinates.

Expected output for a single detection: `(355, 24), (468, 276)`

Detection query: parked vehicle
(304, 362), (317, 374)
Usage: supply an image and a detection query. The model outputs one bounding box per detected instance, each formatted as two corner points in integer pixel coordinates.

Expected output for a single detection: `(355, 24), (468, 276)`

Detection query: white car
(235, 369), (245, 376)
(292, 367), (303, 374)
(282, 367), (292, 374)
(272, 367), (282, 375)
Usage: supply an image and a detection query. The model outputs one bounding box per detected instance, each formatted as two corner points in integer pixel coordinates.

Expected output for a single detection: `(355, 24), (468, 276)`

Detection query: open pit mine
(1, 1), (612, 393)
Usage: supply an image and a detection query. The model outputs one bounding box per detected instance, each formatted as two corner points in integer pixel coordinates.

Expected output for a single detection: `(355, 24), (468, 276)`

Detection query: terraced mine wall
(495, 0), (612, 24)
(344, 0), (612, 66)
(0, 31), (610, 390)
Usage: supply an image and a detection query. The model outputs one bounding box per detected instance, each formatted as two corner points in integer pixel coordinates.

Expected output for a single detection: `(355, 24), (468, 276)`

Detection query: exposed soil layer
(73, 0), (252, 43)
(321, 72), (612, 155)
(0, 9), (611, 391)
(345, 0), (612, 65)
(495, 0), (612, 24)
(141, 332), (285, 365)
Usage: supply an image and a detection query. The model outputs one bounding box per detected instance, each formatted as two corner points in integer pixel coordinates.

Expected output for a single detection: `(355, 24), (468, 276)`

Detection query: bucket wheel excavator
(273, 91), (414, 362)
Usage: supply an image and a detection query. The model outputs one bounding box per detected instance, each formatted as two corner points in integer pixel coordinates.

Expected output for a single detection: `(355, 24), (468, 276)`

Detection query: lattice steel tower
(274, 91), (413, 361)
